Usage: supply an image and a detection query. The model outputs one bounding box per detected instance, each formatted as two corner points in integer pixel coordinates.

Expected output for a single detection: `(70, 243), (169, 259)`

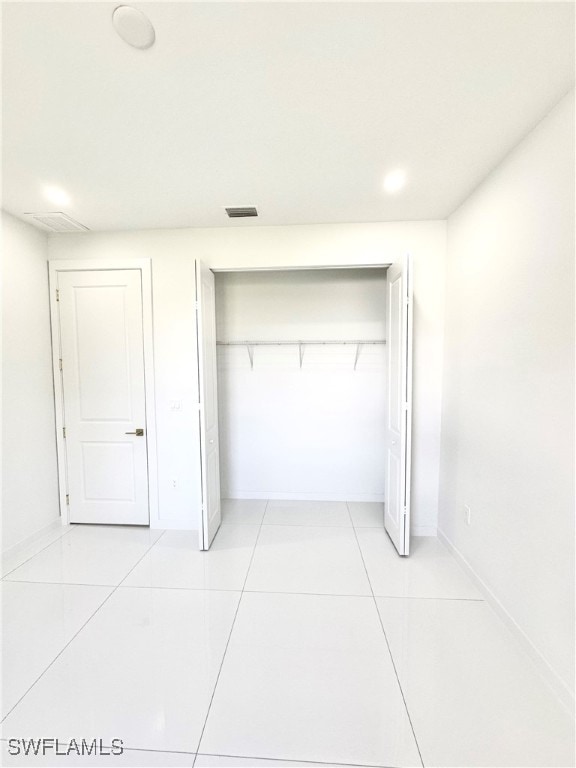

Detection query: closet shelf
(216, 340), (386, 370)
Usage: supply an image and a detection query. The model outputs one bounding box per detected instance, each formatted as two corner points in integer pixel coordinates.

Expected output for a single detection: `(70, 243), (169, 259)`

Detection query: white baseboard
(223, 491), (386, 502)
(1, 518), (72, 577)
(150, 520), (199, 532)
(412, 525), (437, 537)
(438, 527), (575, 717)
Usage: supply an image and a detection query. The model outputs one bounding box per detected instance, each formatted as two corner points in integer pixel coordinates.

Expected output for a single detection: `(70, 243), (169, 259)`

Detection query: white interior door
(57, 270), (149, 525)
(196, 260), (222, 550)
(384, 255), (413, 556)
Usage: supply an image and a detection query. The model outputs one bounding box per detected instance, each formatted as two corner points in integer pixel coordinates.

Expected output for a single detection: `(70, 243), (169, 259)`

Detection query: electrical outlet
(464, 504), (471, 526)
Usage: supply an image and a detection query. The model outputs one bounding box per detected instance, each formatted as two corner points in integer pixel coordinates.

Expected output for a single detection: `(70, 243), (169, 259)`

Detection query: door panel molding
(48, 259), (159, 528)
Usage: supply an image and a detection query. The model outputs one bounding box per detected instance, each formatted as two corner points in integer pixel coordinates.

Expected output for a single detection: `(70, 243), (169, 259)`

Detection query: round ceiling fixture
(112, 6), (155, 50)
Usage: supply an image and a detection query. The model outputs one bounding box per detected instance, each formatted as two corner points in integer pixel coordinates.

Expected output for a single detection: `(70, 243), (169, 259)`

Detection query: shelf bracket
(353, 342), (362, 371)
(299, 342), (304, 369)
(247, 344), (254, 370)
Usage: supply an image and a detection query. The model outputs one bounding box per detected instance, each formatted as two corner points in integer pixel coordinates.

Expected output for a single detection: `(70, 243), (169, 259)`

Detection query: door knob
(125, 428), (144, 436)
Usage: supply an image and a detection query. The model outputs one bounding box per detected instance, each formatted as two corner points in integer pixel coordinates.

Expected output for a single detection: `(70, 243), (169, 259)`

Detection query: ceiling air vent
(225, 206), (258, 218)
(23, 212), (89, 233)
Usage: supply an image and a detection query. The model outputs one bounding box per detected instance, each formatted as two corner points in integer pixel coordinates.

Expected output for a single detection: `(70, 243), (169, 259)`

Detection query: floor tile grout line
(0, 529), (167, 726)
(1, 524), (78, 580)
(117, 529), (167, 586)
(365, 594), (484, 602)
(0, 733), (395, 768)
(0, 576), (486, 606)
(195, 750), (396, 768)
(192, 500), (269, 766)
(121, 746), (195, 756)
(0, 588), (116, 725)
(116, 530), (167, 588)
(260, 523), (354, 528)
(1, 578), (486, 602)
(0, 737), (197, 757)
(260, 498), (271, 528)
(242, 589), (370, 598)
(243, 588), (483, 602)
(223, 522), (385, 530)
(346, 502), (425, 768)
(241, 590), (484, 603)
(241, 498), (268, 591)
(262, 523), (354, 528)
(2, 578), (119, 589)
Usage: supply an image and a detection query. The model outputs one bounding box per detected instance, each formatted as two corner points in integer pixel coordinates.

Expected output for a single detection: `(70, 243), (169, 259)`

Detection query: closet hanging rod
(216, 340), (386, 346)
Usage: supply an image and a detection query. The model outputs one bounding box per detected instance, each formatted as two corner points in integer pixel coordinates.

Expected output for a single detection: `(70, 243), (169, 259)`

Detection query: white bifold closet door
(384, 255), (413, 556)
(196, 260), (222, 550)
(58, 269), (149, 525)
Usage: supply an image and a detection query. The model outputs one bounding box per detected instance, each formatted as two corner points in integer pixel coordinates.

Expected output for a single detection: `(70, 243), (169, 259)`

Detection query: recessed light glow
(43, 185), (71, 207)
(383, 169), (407, 194)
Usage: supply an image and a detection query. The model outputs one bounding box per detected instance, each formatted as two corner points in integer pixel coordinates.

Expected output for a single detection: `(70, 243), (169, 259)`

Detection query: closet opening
(196, 261), (412, 557)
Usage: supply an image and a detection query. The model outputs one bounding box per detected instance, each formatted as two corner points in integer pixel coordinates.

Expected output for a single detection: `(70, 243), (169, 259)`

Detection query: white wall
(2, 211), (60, 553)
(48, 220), (446, 534)
(216, 268), (387, 501)
(439, 91), (575, 707)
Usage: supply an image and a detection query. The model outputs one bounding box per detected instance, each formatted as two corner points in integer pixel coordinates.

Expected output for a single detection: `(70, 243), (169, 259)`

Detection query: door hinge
(403, 506), (407, 516)
(59, 358), (63, 372)
(56, 289), (60, 302)
(66, 494), (70, 505)
(62, 426), (67, 438)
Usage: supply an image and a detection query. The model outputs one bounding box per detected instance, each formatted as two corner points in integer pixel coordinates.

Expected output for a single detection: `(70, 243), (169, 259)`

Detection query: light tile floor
(1, 500), (574, 768)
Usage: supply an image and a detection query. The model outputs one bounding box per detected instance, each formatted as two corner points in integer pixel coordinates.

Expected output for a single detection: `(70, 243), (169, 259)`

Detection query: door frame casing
(48, 259), (159, 528)
(204, 260), (401, 548)
(195, 260), (222, 550)
(383, 254), (413, 555)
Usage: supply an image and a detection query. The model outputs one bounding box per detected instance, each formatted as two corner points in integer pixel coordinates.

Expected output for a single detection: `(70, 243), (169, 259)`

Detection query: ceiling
(2, 2), (574, 232)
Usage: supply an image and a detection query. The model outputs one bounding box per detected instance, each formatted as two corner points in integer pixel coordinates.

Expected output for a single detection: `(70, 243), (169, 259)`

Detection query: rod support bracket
(247, 344), (254, 370)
